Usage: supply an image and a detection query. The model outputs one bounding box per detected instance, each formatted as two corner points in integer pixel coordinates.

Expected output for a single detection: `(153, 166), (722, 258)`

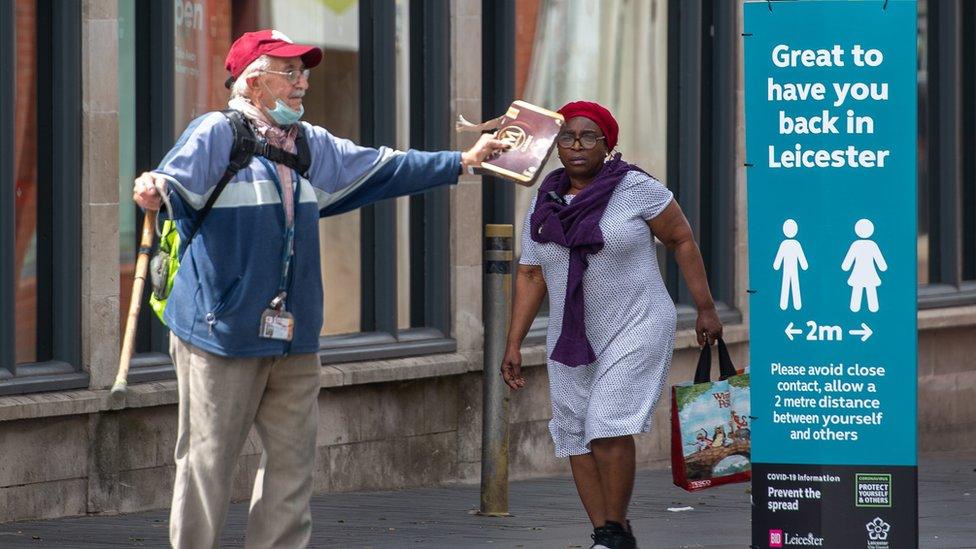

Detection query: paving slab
(0, 453), (971, 548)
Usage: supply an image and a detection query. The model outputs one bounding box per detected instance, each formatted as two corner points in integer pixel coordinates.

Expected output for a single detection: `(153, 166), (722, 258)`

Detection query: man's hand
(460, 133), (509, 173)
(500, 344), (526, 390)
(133, 172), (169, 211)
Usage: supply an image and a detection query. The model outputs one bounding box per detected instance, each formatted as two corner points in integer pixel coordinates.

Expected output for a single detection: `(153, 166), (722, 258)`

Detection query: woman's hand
(503, 265), (546, 391)
(501, 344), (526, 390)
(696, 306), (723, 346)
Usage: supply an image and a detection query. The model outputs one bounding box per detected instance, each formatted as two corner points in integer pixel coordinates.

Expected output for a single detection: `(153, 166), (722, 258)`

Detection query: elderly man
(132, 30), (504, 548)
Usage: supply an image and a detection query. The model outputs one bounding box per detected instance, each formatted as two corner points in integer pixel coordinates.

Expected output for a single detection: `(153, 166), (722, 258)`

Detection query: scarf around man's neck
(529, 153), (645, 367)
(227, 96), (299, 225)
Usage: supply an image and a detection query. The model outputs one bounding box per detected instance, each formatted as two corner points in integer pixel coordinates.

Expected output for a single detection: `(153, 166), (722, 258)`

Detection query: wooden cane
(110, 209), (157, 406)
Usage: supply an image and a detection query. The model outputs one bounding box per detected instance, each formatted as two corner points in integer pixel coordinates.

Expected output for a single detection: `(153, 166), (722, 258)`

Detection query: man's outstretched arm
(307, 128), (505, 217)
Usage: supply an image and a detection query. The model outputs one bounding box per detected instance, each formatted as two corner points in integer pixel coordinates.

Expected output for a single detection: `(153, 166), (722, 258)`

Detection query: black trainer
(589, 520), (637, 549)
(590, 524), (613, 549)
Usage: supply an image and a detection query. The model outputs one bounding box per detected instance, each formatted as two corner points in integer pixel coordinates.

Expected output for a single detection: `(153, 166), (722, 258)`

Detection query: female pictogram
(841, 219), (887, 312)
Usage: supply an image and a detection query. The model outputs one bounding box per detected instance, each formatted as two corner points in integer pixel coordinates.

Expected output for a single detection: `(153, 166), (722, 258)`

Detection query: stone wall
(0, 336), (751, 523)
(2, 317), (975, 523)
(916, 308), (976, 453)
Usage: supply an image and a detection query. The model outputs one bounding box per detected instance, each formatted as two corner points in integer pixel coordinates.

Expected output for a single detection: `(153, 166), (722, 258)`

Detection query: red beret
(224, 29), (323, 85)
(557, 101), (619, 150)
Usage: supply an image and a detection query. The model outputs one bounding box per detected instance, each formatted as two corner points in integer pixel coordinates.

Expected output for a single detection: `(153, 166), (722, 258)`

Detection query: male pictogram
(773, 219), (808, 310)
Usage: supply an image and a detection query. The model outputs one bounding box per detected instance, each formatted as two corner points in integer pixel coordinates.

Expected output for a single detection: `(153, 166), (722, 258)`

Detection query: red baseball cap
(224, 29), (323, 88)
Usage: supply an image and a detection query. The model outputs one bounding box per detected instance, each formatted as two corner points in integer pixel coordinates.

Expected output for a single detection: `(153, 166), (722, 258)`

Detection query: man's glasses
(556, 133), (606, 150)
(262, 68), (311, 84)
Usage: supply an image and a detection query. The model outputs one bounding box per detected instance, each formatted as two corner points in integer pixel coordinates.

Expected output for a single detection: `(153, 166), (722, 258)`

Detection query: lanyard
(257, 156), (300, 306)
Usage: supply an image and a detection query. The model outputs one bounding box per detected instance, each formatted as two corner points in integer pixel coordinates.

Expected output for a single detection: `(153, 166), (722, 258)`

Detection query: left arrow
(785, 322), (804, 341)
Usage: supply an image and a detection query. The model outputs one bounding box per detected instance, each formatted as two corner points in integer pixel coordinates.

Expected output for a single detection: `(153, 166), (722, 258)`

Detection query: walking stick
(111, 209), (157, 406)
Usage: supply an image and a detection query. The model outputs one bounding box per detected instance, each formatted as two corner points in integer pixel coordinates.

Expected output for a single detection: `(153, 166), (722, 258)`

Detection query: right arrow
(849, 323), (873, 342)
(785, 322), (803, 341)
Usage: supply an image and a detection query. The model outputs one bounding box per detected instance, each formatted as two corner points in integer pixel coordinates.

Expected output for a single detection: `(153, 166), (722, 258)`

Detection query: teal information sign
(744, 1), (917, 546)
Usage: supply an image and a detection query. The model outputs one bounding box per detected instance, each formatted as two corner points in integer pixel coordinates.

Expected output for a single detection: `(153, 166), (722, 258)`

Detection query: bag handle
(693, 338), (737, 384)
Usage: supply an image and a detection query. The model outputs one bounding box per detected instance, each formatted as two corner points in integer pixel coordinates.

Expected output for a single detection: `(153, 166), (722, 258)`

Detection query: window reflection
(119, 0), (136, 338)
(917, 0), (930, 285)
(173, 0), (233, 130)
(14, 0), (38, 364)
(512, 0), (670, 317)
(268, 0), (363, 335)
(512, 0), (669, 260)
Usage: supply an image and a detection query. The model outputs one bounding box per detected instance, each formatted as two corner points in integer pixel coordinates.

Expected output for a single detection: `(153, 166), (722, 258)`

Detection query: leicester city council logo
(866, 517), (890, 541)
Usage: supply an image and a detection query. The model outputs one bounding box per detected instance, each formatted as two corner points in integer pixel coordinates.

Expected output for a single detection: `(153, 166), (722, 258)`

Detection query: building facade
(0, 0), (972, 522)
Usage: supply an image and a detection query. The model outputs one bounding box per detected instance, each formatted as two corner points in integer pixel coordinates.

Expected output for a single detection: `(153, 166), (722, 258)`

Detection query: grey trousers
(169, 335), (320, 549)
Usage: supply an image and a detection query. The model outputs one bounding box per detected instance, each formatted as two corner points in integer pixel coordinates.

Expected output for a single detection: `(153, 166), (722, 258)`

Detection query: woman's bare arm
(648, 200), (723, 345)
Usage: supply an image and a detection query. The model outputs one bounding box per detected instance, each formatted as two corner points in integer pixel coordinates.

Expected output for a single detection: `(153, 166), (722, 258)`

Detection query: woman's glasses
(556, 133), (606, 150)
(262, 68), (311, 84)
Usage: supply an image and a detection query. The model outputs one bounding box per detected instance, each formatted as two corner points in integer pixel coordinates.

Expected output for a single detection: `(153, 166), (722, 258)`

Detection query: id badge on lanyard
(260, 295), (295, 342)
(257, 157), (298, 342)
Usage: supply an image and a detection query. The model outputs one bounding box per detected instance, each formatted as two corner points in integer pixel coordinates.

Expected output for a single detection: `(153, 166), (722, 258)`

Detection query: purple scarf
(530, 153), (646, 367)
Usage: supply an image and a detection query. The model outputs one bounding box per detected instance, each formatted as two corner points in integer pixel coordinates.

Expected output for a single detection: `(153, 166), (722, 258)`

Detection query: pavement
(0, 452), (972, 548)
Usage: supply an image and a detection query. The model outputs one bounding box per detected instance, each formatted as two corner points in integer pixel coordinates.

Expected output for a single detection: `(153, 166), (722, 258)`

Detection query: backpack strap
(292, 125), (311, 178)
(178, 110), (313, 258)
(178, 110), (255, 258)
(231, 113), (311, 177)
(245, 140), (310, 176)
(223, 109), (256, 173)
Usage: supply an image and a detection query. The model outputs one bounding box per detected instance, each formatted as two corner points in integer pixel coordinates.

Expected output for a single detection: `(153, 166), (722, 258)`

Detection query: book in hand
(457, 101), (564, 187)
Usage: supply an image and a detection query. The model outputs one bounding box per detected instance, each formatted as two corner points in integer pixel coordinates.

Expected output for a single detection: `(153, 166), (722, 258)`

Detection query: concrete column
(81, 0), (121, 389)
(449, 0), (485, 356)
(734, 0), (750, 326)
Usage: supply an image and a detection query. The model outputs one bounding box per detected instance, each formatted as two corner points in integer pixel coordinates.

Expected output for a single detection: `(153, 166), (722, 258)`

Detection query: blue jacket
(154, 111), (461, 357)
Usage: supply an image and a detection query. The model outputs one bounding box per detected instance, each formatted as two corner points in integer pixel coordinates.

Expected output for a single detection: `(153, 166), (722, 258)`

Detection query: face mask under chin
(261, 82), (304, 126)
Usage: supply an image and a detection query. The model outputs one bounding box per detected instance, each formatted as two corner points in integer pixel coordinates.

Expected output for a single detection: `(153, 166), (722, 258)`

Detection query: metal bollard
(480, 224), (513, 517)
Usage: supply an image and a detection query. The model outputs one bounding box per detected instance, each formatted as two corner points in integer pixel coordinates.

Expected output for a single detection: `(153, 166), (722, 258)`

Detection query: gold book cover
(477, 101), (564, 186)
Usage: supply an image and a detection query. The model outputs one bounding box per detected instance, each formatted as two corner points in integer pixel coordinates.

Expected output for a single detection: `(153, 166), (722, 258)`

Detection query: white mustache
(289, 92), (305, 99)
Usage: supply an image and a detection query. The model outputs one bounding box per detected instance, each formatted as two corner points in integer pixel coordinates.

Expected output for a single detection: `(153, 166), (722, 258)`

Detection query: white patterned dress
(519, 170), (677, 457)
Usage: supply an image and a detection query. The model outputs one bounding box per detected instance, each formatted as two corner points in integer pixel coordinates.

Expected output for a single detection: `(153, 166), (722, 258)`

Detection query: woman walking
(501, 101), (723, 549)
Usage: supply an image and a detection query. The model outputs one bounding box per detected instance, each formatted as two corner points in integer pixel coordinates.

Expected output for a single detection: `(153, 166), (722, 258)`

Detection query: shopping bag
(671, 338), (751, 491)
